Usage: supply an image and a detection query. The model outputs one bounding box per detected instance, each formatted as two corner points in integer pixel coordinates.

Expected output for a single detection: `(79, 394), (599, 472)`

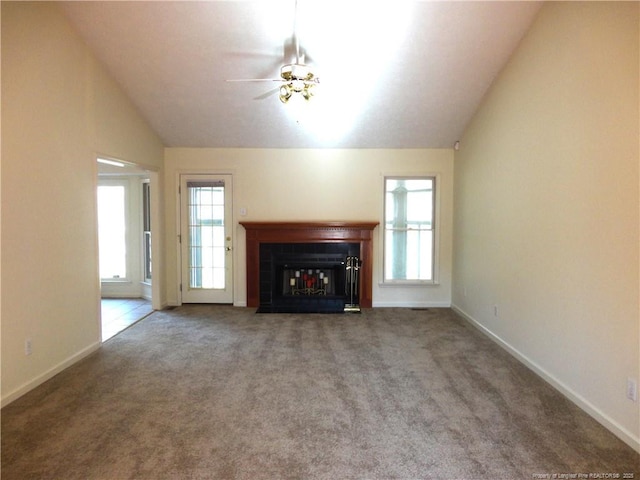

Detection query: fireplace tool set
(344, 255), (362, 313)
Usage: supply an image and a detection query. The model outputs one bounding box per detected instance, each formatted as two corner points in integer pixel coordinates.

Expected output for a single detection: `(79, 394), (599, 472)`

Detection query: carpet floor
(2, 306), (638, 479)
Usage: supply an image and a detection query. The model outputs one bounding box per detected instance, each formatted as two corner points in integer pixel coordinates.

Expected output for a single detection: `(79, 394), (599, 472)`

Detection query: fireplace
(240, 222), (378, 312)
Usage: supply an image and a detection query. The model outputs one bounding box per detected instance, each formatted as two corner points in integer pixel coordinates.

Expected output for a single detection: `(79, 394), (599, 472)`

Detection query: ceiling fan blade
(254, 87), (279, 100)
(226, 79), (282, 83)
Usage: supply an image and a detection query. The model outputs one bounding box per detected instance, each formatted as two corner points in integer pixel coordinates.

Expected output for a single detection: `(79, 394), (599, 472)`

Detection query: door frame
(96, 157), (162, 341)
(176, 172), (234, 304)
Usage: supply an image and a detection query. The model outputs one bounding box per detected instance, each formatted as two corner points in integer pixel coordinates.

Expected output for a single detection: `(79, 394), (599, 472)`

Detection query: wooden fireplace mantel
(240, 221), (379, 308)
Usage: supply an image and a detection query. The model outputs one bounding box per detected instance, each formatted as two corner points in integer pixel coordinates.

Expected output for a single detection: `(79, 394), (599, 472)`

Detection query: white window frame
(381, 174), (440, 286)
(142, 179), (152, 284)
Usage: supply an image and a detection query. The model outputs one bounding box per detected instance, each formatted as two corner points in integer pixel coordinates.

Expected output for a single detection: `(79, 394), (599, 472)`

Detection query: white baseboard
(451, 304), (640, 454)
(234, 301), (248, 307)
(1, 342), (101, 408)
(372, 301), (451, 308)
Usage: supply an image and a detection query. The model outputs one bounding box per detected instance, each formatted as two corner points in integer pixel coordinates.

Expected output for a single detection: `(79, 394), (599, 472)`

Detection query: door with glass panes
(180, 174), (233, 303)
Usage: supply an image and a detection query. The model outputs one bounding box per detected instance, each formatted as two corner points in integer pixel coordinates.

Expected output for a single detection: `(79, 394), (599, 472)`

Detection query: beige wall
(164, 148), (454, 308)
(1, 2), (164, 405)
(453, 2), (639, 450)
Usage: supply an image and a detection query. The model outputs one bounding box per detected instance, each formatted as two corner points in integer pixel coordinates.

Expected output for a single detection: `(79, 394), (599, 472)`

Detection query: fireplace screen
(258, 243), (360, 313)
(282, 268), (337, 297)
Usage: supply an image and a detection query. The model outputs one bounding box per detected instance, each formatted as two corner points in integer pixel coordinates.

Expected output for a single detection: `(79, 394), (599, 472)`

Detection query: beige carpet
(2, 306), (638, 479)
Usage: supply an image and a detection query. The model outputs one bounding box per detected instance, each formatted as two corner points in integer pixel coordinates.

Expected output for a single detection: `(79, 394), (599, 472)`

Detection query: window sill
(379, 281), (440, 288)
(101, 279), (132, 284)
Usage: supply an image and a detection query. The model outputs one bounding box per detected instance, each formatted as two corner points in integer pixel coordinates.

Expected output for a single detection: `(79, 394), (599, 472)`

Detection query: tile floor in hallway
(101, 298), (153, 341)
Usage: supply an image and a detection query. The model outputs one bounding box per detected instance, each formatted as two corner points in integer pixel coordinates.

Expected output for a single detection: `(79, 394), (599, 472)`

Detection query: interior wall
(452, 2), (639, 450)
(1, 2), (164, 405)
(164, 148), (454, 308)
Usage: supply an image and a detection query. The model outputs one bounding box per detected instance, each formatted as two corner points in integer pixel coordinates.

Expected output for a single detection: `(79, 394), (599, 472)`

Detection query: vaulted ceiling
(61, 1), (542, 149)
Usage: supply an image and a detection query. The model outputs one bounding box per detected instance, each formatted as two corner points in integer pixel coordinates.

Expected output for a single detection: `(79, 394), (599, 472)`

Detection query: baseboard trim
(372, 301), (451, 308)
(451, 304), (640, 454)
(1, 342), (101, 408)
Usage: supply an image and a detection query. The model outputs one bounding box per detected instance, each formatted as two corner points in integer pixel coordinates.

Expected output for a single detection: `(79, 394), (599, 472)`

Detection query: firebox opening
(257, 242), (360, 313)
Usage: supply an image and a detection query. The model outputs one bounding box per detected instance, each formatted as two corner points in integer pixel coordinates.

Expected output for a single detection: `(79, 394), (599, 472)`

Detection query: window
(142, 181), (152, 282)
(383, 177), (435, 282)
(187, 180), (226, 289)
(98, 184), (127, 280)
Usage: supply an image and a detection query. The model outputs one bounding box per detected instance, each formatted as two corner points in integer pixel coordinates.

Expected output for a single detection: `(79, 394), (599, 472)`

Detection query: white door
(180, 174), (233, 303)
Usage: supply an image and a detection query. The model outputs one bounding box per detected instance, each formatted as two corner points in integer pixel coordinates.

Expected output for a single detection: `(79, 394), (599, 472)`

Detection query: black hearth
(257, 242), (360, 313)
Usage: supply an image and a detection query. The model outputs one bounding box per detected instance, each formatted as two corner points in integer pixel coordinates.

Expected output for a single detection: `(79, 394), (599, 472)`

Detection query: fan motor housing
(281, 63), (315, 82)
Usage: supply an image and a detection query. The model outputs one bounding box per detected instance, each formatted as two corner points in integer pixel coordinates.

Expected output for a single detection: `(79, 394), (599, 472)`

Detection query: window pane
(144, 231), (152, 280)
(211, 189), (224, 205)
(384, 177), (435, 281)
(187, 183), (226, 290)
(142, 182), (152, 281)
(142, 182), (151, 231)
(98, 185), (127, 279)
(199, 188), (213, 205)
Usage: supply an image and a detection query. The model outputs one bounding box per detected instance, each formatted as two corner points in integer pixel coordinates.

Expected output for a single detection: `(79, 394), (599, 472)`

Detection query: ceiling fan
(226, 0), (319, 103)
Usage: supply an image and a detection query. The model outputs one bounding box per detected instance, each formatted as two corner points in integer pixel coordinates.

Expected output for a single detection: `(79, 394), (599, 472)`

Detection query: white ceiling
(61, 1), (542, 149)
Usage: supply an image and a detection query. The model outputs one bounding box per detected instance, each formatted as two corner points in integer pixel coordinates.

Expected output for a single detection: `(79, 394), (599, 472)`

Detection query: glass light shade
(279, 84), (292, 103)
(302, 85), (313, 100)
(291, 79), (305, 92)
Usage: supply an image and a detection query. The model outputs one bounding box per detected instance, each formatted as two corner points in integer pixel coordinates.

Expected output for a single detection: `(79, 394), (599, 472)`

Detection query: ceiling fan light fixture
(278, 63), (318, 103)
(279, 84), (292, 103)
(302, 84), (313, 100)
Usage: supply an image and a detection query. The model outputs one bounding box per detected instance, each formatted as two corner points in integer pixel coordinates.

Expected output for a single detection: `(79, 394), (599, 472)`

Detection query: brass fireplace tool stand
(344, 256), (361, 313)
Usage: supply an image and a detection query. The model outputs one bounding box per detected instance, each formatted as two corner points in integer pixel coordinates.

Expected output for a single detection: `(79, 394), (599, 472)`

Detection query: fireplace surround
(240, 222), (378, 312)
